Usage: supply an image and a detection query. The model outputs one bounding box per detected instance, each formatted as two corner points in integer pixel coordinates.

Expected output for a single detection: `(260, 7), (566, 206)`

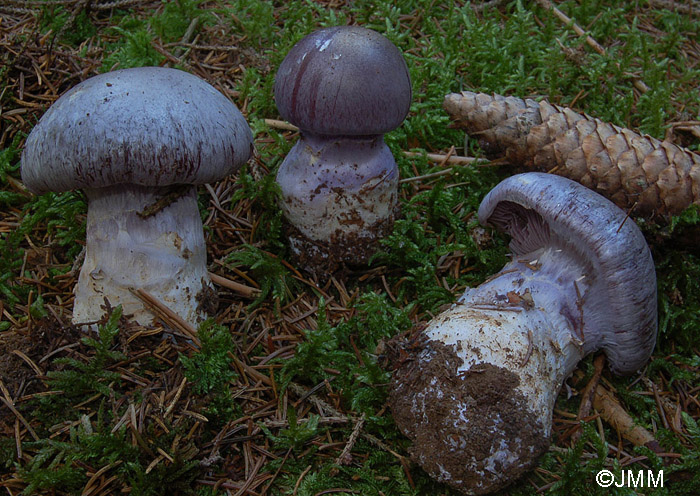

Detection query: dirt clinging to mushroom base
(284, 209), (397, 278)
(387, 334), (549, 495)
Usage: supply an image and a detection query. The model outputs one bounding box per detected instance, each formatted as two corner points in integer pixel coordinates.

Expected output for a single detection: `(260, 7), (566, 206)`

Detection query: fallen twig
(209, 272), (262, 299)
(534, 0), (649, 93)
(335, 413), (365, 466)
(592, 385), (661, 451)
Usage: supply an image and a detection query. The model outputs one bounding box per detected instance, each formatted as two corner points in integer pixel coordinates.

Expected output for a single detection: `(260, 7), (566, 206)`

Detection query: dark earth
(386, 331), (549, 495)
(284, 210), (396, 278)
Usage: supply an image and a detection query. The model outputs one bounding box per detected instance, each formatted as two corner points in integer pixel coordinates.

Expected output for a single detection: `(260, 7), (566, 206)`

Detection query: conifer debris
(444, 91), (700, 221)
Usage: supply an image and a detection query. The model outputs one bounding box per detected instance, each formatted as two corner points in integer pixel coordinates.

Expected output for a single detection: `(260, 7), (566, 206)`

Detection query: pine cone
(444, 91), (700, 220)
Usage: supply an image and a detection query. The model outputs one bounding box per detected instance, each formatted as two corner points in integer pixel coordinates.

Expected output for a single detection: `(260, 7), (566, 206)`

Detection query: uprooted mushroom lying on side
(386, 172), (657, 495)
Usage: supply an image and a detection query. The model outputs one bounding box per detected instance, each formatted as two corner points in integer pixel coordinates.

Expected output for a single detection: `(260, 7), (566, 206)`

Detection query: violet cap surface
(274, 25), (412, 136)
(21, 66), (253, 193)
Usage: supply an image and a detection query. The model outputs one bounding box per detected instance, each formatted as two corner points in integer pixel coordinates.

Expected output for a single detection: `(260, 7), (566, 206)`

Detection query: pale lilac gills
(388, 172), (657, 495)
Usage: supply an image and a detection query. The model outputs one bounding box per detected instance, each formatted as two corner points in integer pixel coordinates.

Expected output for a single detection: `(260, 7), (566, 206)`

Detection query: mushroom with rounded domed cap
(274, 25), (412, 273)
(387, 172), (657, 495)
(21, 66), (253, 329)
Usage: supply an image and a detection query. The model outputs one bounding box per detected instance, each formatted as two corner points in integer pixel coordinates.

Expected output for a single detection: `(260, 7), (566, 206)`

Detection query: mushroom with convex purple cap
(274, 25), (412, 274)
(21, 66), (253, 329)
(387, 172), (657, 494)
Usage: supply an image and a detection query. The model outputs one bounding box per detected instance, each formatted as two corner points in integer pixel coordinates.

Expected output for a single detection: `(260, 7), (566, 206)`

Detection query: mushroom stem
(389, 172), (657, 495)
(277, 133), (399, 268)
(73, 184), (214, 328)
(450, 249), (590, 396)
(390, 247), (587, 494)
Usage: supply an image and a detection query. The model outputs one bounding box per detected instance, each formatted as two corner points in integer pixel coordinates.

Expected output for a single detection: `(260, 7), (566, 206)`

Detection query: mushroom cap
(274, 26), (412, 136)
(21, 67), (253, 194)
(478, 172), (657, 375)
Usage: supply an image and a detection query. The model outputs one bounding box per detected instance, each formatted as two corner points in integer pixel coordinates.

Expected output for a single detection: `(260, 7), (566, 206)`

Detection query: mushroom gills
(388, 172), (657, 495)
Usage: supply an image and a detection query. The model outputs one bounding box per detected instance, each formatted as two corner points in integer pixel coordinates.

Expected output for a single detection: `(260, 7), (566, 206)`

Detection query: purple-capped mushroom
(21, 67), (253, 329)
(274, 26), (412, 273)
(387, 172), (657, 494)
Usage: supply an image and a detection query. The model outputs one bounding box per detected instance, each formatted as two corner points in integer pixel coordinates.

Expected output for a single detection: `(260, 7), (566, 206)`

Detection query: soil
(284, 208), (397, 278)
(0, 318), (80, 424)
(0, 332), (37, 399)
(386, 332), (549, 495)
(196, 278), (219, 317)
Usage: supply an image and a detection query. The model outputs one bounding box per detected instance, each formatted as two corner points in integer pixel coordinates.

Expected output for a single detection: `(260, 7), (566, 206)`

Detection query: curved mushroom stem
(73, 184), (215, 329)
(276, 133), (398, 273)
(389, 246), (590, 495)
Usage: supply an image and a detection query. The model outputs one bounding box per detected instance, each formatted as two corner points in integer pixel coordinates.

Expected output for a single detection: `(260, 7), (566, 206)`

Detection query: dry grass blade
(130, 288), (201, 346)
(265, 117), (489, 170)
(264, 118), (299, 132)
(1, 1), (698, 494)
(402, 151), (490, 166)
(648, 0), (700, 17)
(0, 396), (39, 441)
(534, 0), (607, 56)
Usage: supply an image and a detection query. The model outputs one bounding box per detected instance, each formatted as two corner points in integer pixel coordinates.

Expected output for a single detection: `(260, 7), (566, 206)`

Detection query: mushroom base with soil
(388, 249), (587, 495)
(387, 172), (657, 495)
(276, 133), (399, 273)
(73, 184), (215, 329)
(283, 213), (396, 276)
